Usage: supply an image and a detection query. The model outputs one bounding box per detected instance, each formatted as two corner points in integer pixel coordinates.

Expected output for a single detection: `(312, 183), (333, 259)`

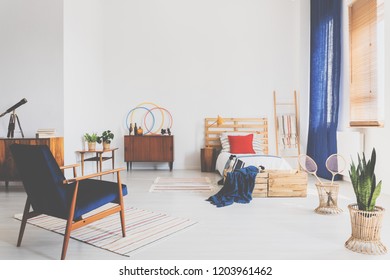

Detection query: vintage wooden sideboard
(124, 135), (174, 171)
(0, 137), (64, 189)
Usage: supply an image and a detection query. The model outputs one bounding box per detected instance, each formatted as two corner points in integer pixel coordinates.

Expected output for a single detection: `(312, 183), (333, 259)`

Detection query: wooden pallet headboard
(204, 117), (269, 155)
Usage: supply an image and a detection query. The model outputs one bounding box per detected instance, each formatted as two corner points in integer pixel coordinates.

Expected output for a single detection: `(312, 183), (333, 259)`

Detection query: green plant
(349, 148), (382, 211)
(84, 133), (98, 143)
(97, 130), (114, 144)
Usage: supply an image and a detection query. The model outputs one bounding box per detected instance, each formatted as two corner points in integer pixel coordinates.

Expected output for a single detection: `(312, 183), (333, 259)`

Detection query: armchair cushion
(70, 179), (127, 220)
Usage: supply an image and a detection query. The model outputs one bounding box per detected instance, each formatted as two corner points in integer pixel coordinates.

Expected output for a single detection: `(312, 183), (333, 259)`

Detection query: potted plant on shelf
(84, 133), (98, 151)
(345, 148), (387, 255)
(97, 130), (114, 150)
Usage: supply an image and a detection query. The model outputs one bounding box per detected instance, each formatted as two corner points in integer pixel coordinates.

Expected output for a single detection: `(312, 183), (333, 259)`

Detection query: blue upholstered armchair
(10, 144), (128, 260)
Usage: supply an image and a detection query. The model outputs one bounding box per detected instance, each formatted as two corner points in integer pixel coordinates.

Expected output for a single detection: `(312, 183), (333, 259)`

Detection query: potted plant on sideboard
(84, 133), (98, 151)
(97, 130), (114, 150)
(345, 148), (387, 255)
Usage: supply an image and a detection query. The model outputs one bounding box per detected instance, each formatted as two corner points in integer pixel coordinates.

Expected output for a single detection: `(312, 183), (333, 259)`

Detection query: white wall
(0, 0), (64, 137)
(64, 0), (307, 172)
(339, 0), (390, 196)
(0, 0), (308, 175)
(63, 0), (105, 168)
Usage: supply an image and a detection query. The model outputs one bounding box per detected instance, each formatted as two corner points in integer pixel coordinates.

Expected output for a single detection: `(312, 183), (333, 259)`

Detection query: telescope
(0, 98), (27, 138)
(0, 98), (27, 118)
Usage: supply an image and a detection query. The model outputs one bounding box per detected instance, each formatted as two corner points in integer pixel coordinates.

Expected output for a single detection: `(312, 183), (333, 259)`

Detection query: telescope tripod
(7, 110), (24, 138)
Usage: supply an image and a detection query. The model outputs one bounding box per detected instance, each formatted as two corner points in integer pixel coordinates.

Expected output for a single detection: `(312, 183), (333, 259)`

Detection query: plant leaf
(349, 148), (381, 211)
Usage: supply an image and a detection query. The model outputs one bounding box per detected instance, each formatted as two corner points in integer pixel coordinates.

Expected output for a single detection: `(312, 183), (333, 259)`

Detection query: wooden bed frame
(205, 117), (307, 198)
(204, 117), (269, 154)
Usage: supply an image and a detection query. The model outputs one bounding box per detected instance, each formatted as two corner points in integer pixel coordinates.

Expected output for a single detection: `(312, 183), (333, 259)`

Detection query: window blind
(349, 0), (384, 127)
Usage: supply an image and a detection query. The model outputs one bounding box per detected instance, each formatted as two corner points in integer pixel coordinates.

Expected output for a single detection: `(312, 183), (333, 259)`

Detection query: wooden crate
(223, 168), (307, 198)
(267, 170), (307, 197)
(254, 170), (307, 198)
(253, 172), (268, 197)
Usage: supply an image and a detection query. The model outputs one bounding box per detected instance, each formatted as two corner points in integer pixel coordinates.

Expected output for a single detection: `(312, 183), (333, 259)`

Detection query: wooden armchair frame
(16, 161), (126, 260)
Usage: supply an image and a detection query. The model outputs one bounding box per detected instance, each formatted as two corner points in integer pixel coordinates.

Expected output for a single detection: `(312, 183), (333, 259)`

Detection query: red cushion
(228, 134), (255, 154)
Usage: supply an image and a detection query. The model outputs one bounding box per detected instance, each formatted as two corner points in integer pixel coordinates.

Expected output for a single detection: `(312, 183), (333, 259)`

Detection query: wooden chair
(10, 144), (127, 260)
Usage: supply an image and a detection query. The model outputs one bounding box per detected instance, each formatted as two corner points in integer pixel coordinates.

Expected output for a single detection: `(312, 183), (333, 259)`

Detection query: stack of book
(36, 128), (56, 138)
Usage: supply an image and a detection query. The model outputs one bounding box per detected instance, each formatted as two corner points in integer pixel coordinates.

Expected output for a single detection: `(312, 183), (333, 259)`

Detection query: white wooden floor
(1, 169), (390, 261)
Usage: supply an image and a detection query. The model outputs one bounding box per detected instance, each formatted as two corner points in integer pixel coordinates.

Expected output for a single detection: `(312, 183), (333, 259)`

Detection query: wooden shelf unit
(124, 135), (174, 171)
(0, 137), (64, 189)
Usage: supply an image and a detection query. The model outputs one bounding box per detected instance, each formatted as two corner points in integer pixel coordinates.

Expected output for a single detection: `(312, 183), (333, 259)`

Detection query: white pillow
(220, 132), (264, 154)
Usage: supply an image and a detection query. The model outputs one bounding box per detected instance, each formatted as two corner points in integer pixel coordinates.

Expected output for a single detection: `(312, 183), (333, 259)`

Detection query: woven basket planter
(345, 204), (387, 255)
(103, 142), (110, 150)
(87, 142), (96, 151)
(315, 183), (343, 215)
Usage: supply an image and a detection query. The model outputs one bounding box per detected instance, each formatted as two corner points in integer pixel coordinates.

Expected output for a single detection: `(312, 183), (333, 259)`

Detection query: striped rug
(14, 207), (196, 257)
(149, 177), (214, 192)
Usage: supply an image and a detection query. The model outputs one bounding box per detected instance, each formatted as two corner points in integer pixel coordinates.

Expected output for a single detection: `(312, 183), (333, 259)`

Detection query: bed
(205, 117), (307, 197)
(215, 152), (291, 176)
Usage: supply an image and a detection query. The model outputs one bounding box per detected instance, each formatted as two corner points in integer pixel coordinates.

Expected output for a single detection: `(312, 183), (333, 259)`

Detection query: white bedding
(216, 152), (292, 176)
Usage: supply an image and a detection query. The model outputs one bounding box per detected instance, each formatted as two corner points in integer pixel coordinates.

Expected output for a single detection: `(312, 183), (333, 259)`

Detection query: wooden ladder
(273, 90), (301, 161)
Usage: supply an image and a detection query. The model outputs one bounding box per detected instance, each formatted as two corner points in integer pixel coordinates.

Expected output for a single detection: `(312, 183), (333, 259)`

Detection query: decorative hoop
(130, 102), (164, 125)
(143, 106), (173, 134)
(125, 102), (173, 135)
(126, 106), (155, 134)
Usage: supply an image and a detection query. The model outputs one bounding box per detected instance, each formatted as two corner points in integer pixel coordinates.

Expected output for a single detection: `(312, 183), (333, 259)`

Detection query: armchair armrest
(60, 163), (80, 177)
(64, 167), (126, 184)
(60, 163), (80, 170)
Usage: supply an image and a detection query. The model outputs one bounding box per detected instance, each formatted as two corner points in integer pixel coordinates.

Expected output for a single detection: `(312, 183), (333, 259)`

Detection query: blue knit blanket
(207, 166), (259, 207)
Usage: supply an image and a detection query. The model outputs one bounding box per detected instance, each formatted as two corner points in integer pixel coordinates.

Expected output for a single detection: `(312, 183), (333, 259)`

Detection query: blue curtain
(308, 0), (341, 180)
